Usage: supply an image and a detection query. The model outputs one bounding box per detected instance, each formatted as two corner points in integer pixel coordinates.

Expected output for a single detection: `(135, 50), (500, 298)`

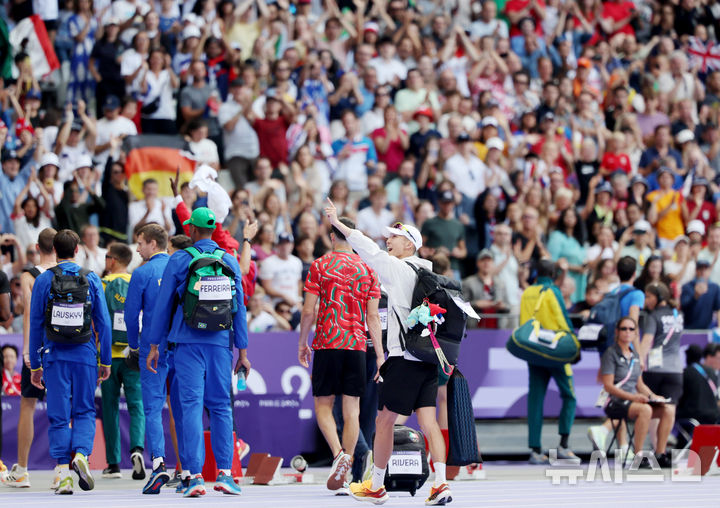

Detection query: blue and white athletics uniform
(147, 237), (247, 496)
(29, 261), (112, 492)
(125, 251), (173, 493)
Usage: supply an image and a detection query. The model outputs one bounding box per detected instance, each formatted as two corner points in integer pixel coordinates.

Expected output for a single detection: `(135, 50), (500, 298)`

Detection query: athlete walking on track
(324, 199), (453, 506)
(146, 207), (250, 498)
(298, 216), (384, 495)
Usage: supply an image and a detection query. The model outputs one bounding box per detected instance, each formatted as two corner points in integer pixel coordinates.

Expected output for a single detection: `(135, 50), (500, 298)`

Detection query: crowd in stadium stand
(1, 0), (720, 335)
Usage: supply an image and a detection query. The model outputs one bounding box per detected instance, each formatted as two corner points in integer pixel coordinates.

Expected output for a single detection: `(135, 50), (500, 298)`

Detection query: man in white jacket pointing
(324, 199), (453, 506)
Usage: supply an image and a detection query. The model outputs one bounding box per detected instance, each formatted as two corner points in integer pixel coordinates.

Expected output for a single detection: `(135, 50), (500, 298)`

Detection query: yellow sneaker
(425, 482), (453, 506)
(0, 460), (7, 482)
(349, 479), (389, 505)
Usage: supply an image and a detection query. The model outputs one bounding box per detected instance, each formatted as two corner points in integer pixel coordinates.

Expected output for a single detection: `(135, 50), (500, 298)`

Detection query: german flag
(123, 134), (196, 199)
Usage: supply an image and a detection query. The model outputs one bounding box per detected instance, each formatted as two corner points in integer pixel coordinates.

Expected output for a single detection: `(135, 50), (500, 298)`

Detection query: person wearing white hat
(687, 219), (706, 241)
(618, 219), (656, 275)
(324, 199), (454, 506)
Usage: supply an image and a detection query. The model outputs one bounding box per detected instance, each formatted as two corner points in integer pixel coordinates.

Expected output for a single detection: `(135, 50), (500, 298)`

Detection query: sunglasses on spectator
(618, 326), (635, 332)
(105, 254), (115, 260)
(391, 222), (418, 243)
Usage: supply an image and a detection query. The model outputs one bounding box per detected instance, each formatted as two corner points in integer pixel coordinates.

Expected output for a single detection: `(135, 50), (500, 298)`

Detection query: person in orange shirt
(572, 58), (600, 99)
(647, 167), (688, 249)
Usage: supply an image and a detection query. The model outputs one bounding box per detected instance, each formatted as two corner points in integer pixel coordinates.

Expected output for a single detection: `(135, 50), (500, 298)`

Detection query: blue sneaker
(213, 471), (241, 495)
(175, 476), (190, 494)
(142, 462), (170, 495)
(183, 474), (206, 498)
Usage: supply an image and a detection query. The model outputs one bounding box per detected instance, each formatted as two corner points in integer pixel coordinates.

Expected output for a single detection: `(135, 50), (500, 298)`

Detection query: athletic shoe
(587, 425), (608, 451)
(327, 452), (352, 491)
(71, 453), (94, 491)
(236, 438), (251, 461)
(50, 466), (62, 490)
(131, 451), (146, 480)
(656, 452), (673, 469)
(183, 474), (206, 498)
(556, 447), (582, 465)
(102, 464), (122, 479)
(349, 479), (389, 505)
(176, 476), (190, 494)
(3, 464), (31, 487)
(335, 483), (350, 496)
(142, 462), (170, 494)
(425, 483), (453, 506)
(213, 471), (242, 495)
(362, 451), (374, 483)
(619, 445), (635, 465)
(166, 470), (182, 488)
(0, 460), (6, 482)
(55, 475), (73, 495)
(529, 451), (550, 465)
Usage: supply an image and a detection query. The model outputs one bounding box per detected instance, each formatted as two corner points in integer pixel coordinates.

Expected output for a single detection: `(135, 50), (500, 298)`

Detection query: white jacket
(347, 230), (432, 358)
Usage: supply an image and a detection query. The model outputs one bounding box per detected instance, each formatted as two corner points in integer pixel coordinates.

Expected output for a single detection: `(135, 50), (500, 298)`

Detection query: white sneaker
(50, 466), (62, 490)
(587, 425), (608, 451)
(327, 453), (352, 491)
(2, 465), (30, 487)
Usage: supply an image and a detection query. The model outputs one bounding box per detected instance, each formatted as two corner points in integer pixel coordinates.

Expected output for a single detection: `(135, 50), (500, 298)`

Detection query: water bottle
(236, 366), (247, 391)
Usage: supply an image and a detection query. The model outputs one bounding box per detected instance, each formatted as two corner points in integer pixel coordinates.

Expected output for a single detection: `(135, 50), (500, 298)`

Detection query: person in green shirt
(420, 190), (467, 277)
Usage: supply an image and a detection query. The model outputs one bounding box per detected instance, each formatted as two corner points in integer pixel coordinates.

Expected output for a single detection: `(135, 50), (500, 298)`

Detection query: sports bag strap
(185, 246), (202, 261)
(392, 308), (407, 350)
(532, 288), (548, 318)
(49, 265), (64, 278)
(427, 324), (454, 375)
(404, 261), (420, 275)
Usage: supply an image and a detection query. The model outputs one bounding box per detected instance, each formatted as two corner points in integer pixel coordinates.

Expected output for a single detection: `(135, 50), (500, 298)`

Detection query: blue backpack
(579, 287), (635, 354)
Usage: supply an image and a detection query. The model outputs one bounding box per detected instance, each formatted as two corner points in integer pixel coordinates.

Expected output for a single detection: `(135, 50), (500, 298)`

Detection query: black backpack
(395, 263), (467, 366)
(579, 287), (635, 354)
(45, 266), (93, 344)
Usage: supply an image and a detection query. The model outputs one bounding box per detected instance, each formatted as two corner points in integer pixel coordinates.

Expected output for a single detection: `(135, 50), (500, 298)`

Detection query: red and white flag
(688, 37), (720, 73)
(9, 15), (60, 79)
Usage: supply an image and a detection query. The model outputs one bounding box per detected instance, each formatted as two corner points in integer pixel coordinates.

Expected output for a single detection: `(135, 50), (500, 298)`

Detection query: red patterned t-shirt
(304, 251), (381, 351)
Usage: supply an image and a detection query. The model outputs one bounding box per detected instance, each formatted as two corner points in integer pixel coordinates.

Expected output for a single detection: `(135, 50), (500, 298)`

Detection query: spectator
(420, 190), (467, 278)
(67, 0), (97, 103)
(219, 80), (260, 188)
(127, 178), (174, 237)
(664, 236), (696, 288)
(461, 249), (507, 329)
(179, 60), (221, 146)
(259, 232), (303, 307)
(2, 344), (21, 396)
(138, 48), (180, 134)
(94, 95), (138, 169)
(356, 188), (395, 247)
(698, 223), (720, 284)
(548, 208), (587, 304)
(617, 219), (655, 276)
(0, 150), (34, 236)
(89, 18), (125, 118)
(99, 158), (129, 246)
(54, 166), (105, 232)
(370, 105), (409, 176)
(187, 118), (220, 169)
(634, 255), (672, 293)
(332, 109), (378, 201)
(75, 224), (108, 276)
(681, 260), (720, 330)
(443, 133), (487, 206)
(11, 174), (53, 251)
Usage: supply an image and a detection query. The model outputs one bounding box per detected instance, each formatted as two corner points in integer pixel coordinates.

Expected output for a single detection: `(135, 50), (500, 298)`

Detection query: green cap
(183, 207), (217, 228)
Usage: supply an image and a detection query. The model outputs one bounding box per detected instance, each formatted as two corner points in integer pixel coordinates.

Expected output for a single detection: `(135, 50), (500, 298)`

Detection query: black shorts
(21, 364), (45, 400)
(605, 399), (631, 420)
(312, 349), (366, 397)
(642, 371), (683, 404)
(378, 357), (438, 416)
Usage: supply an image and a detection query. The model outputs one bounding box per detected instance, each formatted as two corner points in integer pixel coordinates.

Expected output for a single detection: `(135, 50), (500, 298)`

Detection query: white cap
(632, 219), (651, 233)
(383, 223), (422, 250)
(676, 129), (695, 144)
(481, 116), (499, 128)
(40, 152), (59, 168)
(485, 137), (504, 151)
(363, 21), (379, 33)
(687, 219), (706, 236)
(182, 25), (201, 40)
(76, 154), (93, 170)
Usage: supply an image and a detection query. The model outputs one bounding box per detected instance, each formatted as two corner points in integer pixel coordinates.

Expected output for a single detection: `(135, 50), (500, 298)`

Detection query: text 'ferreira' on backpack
(45, 266), (93, 344)
(182, 247), (237, 331)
